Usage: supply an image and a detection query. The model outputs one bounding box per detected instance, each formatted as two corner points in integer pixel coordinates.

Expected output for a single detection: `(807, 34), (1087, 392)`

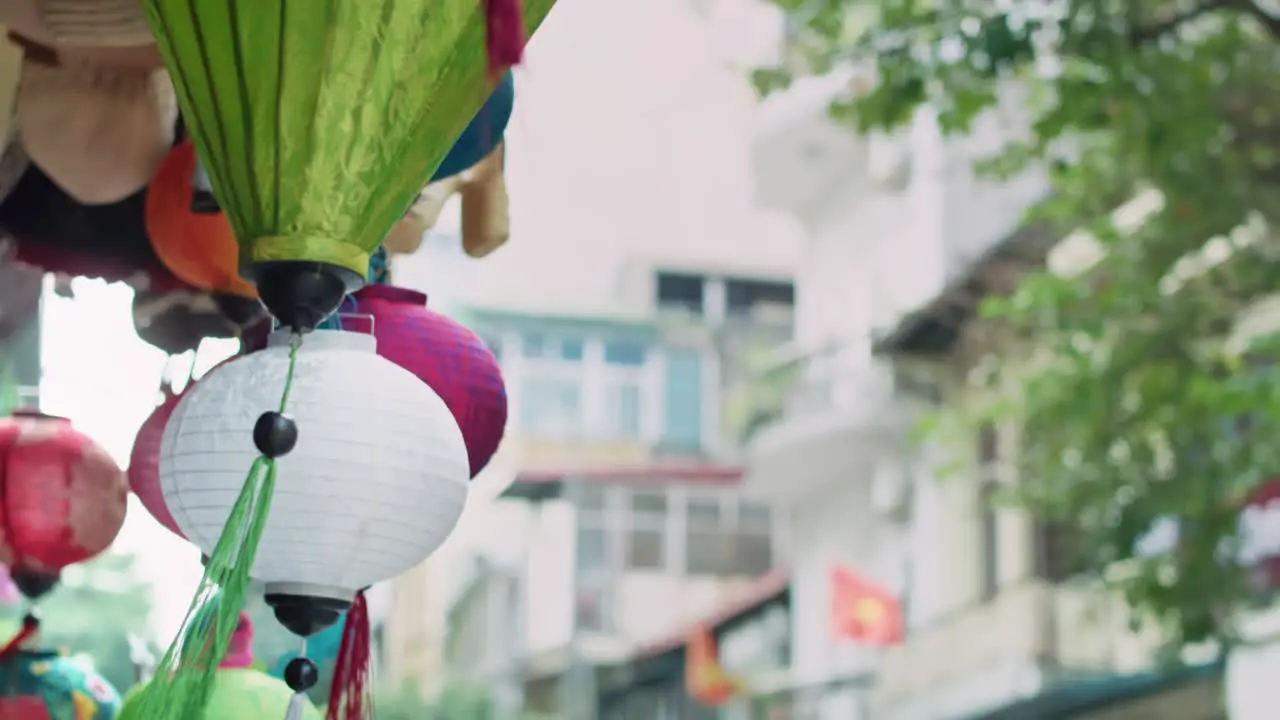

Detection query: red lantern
(0, 412), (127, 574)
(350, 285), (507, 477)
(128, 391), (186, 538)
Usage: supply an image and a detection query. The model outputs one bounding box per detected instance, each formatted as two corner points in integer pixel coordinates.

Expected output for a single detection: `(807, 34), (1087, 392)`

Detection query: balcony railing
(727, 338), (927, 443)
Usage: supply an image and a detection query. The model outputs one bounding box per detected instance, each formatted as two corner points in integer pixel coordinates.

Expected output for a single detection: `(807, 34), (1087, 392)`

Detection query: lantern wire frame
(127, 335), (302, 719)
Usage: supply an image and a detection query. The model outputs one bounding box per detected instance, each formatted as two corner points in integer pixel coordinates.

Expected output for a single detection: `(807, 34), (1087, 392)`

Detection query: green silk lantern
(141, 0), (558, 329)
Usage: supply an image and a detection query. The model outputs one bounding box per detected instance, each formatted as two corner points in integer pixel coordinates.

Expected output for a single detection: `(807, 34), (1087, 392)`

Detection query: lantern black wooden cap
(242, 260), (362, 333)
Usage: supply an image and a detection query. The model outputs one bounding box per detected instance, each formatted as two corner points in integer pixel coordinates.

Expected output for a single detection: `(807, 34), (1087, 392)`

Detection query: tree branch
(1233, 0), (1280, 41)
(1128, 0), (1236, 45)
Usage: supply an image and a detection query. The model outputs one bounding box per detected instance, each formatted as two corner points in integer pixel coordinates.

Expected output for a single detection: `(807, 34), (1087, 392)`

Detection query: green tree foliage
(0, 552), (156, 693)
(756, 0), (1280, 647)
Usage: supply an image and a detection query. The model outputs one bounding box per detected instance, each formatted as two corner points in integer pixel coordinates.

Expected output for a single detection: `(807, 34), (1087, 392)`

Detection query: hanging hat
(32, 0), (153, 47)
(16, 56), (176, 205)
(460, 143), (509, 259)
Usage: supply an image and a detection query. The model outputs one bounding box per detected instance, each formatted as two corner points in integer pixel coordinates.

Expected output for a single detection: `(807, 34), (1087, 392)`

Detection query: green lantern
(141, 0), (559, 329)
(119, 669), (321, 720)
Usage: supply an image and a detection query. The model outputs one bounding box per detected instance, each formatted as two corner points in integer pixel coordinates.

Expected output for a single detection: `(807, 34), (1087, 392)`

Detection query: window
(521, 332), (583, 361)
(604, 340), (647, 366)
(656, 271), (705, 314)
(661, 349), (704, 453)
(518, 376), (583, 437)
(725, 278), (794, 316)
(601, 339), (647, 439)
(602, 378), (642, 439)
(688, 497), (721, 528)
(686, 496), (774, 576)
(626, 489), (668, 571)
(577, 526), (609, 575)
(626, 529), (665, 570)
(630, 490), (668, 514)
(578, 485), (608, 513)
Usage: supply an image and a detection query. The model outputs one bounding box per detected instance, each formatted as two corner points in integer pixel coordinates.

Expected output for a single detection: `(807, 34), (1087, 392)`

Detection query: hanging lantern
(432, 71), (514, 183)
(128, 390), (186, 539)
(140, 0), (559, 332)
(350, 285), (507, 477)
(158, 329), (469, 631)
(0, 412), (127, 599)
(0, 648), (122, 719)
(145, 138), (257, 300)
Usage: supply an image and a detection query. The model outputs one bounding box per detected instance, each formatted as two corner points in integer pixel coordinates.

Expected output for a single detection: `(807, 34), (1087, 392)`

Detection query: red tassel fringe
(485, 0), (525, 75)
(326, 590), (374, 720)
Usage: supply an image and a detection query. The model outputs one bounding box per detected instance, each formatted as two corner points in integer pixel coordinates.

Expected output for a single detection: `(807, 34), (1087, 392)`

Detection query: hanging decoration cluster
(0, 1), (525, 358)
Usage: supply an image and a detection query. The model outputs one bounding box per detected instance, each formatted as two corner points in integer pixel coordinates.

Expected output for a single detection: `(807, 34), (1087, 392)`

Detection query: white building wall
(399, 0), (800, 318)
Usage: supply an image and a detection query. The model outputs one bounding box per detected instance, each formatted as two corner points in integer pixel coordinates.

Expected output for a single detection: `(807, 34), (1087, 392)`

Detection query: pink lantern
(128, 390), (186, 538)
(350, 284), (507, 477)
(0, 412), (127, 573)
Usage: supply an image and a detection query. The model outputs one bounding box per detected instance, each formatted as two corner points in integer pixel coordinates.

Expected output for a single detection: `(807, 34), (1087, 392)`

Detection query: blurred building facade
(737, 49), (1227, 718)
(377, 0), (804, 706)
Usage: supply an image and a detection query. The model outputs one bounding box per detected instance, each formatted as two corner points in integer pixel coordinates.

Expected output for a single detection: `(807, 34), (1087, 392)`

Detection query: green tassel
(129, 336), (301, 719)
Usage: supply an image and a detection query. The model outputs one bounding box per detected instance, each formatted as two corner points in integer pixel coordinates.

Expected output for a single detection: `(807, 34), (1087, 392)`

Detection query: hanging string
(128, 334), (302, 720)
(0, 612), (37, 663)
(283, 637), (314, 720)
(317, 244), (388, 332)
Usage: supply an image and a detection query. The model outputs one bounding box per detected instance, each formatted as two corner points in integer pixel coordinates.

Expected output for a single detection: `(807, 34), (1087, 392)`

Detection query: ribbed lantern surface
(351, 284), (506, 477)
(158, 329), (470, 600)
(127, 391), (186, 538)
(0, 412), (127, 573)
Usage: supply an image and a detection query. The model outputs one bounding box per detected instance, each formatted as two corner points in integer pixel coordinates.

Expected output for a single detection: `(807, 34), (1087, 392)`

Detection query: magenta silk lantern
(350, 284), (507, 477)
(127, 391), (187, 538)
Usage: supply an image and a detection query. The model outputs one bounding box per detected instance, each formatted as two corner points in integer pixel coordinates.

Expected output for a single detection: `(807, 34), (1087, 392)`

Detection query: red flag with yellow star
(684, 625), (747, 706)
(829, 565), (904, 645)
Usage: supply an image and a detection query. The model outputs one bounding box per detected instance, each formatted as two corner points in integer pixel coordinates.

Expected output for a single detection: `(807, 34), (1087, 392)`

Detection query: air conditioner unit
(870, 459), (912, 522)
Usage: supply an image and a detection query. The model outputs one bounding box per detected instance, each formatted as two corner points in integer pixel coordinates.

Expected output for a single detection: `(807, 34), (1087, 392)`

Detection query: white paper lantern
(158, 329), (470, 602)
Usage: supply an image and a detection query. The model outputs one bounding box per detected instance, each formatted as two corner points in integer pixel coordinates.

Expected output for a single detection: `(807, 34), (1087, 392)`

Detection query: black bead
(283, 656), (319, 693)
(253, 412), (298, 458)
(20, 611), (39, 631)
